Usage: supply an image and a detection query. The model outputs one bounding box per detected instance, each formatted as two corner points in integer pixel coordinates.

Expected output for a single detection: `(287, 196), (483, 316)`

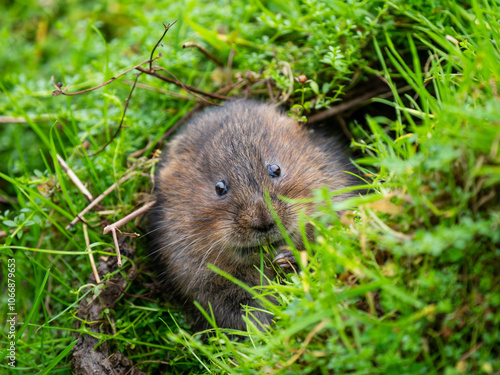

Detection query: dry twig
(121, 80), (193, 101)
(66, 172), (137, 230)
(135, 66), (230, 101)
(84, 223), (100, 283)
(51, 59), (155, 97)
(103, 200), (156, 235)
(183, 42), (223, 66)
(276, 61), (294, 106)
(150, 20), (177, 71)
(308, 87), (387, 123)
(0, 228), (29, 238)
(152, 66), (221, 106)
(89, 72), (142, 157)
(0, 115), (51, 124)
(227, 48), (236, 86)
(0, 195), (18, 205)
(110, 227), (122, 266)
(101, 201), (156, 267)
(57, 154), (94, 202)
(279, 319), (330, 371)
(51, 21), (176, 97)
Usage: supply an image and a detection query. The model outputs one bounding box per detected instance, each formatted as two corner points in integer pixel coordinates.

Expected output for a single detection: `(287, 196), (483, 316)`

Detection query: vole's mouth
(234, 239), (285, 258)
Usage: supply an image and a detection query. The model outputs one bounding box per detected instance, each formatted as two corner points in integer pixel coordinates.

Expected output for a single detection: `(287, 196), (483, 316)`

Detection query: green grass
(1, 0), (499, 373)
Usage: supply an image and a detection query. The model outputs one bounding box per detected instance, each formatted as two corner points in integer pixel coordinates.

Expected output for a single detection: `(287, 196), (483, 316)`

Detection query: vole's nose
(250, 199), (275, 233)
(253, 222), (274, 233)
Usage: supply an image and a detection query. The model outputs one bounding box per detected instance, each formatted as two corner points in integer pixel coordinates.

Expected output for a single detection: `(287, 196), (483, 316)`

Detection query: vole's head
(154, 101), (350, 264)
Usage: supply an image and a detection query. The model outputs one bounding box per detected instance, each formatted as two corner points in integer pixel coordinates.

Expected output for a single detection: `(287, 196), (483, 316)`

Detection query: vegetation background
(1, 0), (499, 373)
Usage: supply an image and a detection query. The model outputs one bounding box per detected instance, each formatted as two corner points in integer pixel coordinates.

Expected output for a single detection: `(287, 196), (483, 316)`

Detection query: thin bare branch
(267, 79), (276, 103)
(122, 80), (193, 100)
(89, 72), (143, 157)
(66, 172), (137, 230)
(308, 84), (413, 123)
(280, 319), (330, 371)
(57, 154), (94, 202)
(51, 21), (177, 97)
(0, 115), (51, 124)
(183, 42), (223, 66)
(307, 88), (386, 123)
(128, 140), (154, 160)
(103, 200), (156, 235)
(135, 66), (230, 101)
(154, 66), (221, 105)
(0, 228), (29, 238)
(84, 223), (100, 283)
(227, 48), (236, 86)
(116, 230), (140, 238)
(0, 195), (18, 205)
(276, 61), (294, 106)
(335, 115), (353, 140)
(150, 20), (178, 71)
(51, 58), (154, 97)
(110, 227), (122, 267)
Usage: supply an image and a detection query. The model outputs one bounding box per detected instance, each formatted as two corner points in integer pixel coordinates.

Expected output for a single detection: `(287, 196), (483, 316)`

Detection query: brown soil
(71, 240), (145, 375)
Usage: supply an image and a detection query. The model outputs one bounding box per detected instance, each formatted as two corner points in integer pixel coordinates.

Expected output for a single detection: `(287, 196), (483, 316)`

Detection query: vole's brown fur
(149, 100), (356, 331)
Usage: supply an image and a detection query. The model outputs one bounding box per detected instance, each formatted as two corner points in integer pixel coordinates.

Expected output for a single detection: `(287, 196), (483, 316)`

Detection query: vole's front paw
(273, 250), (298, 274)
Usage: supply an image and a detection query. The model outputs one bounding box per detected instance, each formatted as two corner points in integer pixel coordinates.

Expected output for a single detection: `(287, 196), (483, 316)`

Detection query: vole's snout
(249, 199), (275, 233)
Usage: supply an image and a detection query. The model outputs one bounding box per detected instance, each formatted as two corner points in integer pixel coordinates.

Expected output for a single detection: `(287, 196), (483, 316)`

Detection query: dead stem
(0, 228), (29, 238)
(57, 154), (94, 202)
(280, 319), (330, 370)
(121, 80), (193, 101)
(183, 42), (223, 66)
(110, 227), (122, 266)
(102, 201), (156, 267)
(103, 200), (156, 235)
(135, 66), (230, 101)
(152, 66), (221, 106)
(227, 48), (236, 86)
(0, 115), (51, 123)
(89, 72), (143, 157)
(0, 195), (18, 205)
(84, 223), (101, 283)
(276, 61), (294, 106)
(66, 172), (137, 230)
(150, 20), (178, 71)
(51, 58), (155, 96)
(308, 87), (387, 123)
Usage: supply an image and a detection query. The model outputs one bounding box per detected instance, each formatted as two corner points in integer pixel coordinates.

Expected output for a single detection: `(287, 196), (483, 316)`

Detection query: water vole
(149, 100), (356, 331)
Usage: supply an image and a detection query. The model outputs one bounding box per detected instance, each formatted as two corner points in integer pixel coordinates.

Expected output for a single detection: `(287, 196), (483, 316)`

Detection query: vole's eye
(215, 181), (228, 195)
(268, 164), (281, 178)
